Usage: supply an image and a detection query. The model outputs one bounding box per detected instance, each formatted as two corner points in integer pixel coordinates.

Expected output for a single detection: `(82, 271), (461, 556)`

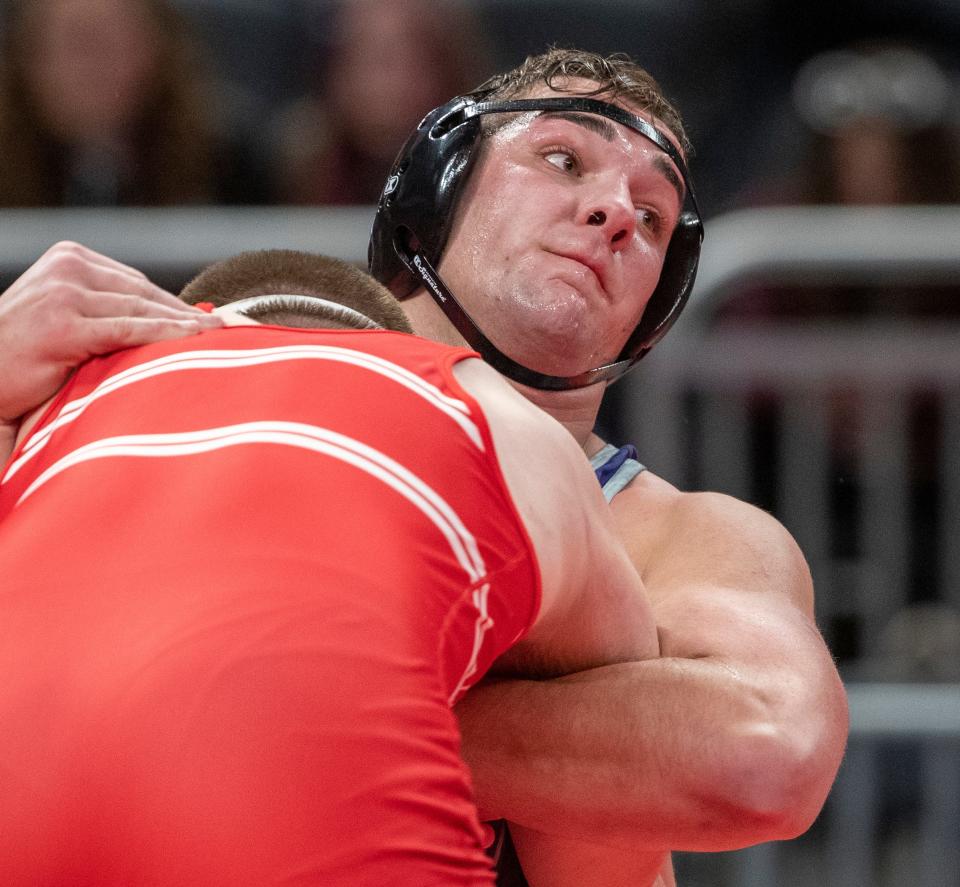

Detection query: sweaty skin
(420, 100), (681, 379)
(401, 79), (848, 886)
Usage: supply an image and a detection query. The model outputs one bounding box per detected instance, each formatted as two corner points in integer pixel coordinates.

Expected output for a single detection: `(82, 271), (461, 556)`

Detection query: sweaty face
(436, 82), (685, 377)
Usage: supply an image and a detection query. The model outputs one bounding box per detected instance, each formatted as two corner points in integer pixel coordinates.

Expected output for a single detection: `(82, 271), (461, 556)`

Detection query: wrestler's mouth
(549, 251), (609, 296)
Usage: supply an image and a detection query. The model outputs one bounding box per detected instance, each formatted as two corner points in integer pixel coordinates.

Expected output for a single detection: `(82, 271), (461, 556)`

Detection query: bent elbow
(719, 718), (847, 843)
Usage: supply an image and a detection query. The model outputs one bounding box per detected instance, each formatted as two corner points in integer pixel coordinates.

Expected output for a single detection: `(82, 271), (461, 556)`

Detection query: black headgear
(368, 94), (704, 390)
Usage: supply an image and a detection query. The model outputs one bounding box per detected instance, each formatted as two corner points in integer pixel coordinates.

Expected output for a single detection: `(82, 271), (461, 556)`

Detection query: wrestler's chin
(500, 317), (612, 378)
(490, 275), (613, 376)
(542, 263), (609, 306)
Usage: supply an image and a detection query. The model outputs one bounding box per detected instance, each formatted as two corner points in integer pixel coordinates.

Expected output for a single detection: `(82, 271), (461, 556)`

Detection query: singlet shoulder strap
(590, 443), (646, 503)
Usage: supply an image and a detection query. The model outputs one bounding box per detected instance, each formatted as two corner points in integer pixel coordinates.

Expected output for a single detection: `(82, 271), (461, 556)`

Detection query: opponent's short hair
(473, 47), (690, 154)
(181, 249), (413, 333)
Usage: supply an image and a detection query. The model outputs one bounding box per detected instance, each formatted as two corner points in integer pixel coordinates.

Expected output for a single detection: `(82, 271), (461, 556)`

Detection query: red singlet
(0, 326), (540, 886)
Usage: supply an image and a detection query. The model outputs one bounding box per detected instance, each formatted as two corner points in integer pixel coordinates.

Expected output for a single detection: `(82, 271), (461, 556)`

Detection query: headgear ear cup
(369, 94), (704, 389)
(369, 97), (482, 298)
(628, 211), (703, 356)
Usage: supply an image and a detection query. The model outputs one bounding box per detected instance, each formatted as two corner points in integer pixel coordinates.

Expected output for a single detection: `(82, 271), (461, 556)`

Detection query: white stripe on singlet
(17, 420), (501, 699)
(4, 344), (483, 485)
(447, 581), (494, 705)
(16, 420), (488, 585)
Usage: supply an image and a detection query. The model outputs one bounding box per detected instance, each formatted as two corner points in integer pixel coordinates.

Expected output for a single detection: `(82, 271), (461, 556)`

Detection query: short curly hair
(471, 46), (691, 154)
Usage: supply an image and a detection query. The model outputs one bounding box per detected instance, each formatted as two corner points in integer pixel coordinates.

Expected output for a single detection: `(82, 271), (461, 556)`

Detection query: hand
(0, 241), (223, 422)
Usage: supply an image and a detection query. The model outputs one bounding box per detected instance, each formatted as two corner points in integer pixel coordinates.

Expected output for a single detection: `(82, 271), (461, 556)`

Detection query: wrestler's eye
(637, 207), (664, 236)
(543, 147), (580, 174)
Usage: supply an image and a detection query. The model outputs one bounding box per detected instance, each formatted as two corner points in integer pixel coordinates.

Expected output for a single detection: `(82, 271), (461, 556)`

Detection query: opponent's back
(0, 325), (538, 886)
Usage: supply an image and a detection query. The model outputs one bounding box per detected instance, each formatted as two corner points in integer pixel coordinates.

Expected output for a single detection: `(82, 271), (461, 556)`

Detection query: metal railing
(0, 206), (375, 276)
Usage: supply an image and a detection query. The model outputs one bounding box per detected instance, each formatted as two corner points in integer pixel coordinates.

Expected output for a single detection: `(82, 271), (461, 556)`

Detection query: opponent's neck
(402, 291), (467, 350)
(0, 422), (16, 468)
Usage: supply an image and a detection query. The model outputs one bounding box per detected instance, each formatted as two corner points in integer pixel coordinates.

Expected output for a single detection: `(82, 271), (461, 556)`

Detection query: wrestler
(0, 250), (657, 886)
(367, 48), (849, 885)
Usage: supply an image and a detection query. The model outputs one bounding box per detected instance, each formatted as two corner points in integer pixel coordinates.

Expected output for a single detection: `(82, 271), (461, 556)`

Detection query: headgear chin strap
(369, 94), (704, 390)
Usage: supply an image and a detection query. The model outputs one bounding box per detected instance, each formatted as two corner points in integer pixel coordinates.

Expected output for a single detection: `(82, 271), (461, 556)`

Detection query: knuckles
(42, 248), (94, 285)
(45, 240), (87, 258)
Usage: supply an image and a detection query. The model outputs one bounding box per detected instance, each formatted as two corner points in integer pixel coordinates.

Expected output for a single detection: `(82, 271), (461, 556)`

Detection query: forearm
(508, 825), (670, 887)
(457, 651), (843, 852)
(0, 420), (17, 467)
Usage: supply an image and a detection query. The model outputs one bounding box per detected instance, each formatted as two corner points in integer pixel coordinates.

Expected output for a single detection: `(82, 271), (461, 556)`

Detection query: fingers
(77, 289), (224, 355)
(88, 267), (189, 312)
(0, 243), (227, 420)
(83, 315), (219, 355)
(21, 241), (201, 313)
(77, 258), (190, 312)
(34, 241), (157, 287)
(78, 290), (223, 325)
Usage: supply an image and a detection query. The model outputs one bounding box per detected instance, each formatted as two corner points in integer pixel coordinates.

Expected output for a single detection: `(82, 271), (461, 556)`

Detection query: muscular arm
(452, 359), (659, 679)
(456, 476), (848, 858)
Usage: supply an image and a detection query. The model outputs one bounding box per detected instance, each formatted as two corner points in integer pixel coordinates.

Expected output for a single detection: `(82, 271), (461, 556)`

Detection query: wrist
(0, 419), (19, 466)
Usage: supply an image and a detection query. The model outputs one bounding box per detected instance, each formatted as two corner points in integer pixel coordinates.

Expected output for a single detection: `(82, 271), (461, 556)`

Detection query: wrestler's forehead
(494, 81), (687, 204)
(510, 78), (685, 157)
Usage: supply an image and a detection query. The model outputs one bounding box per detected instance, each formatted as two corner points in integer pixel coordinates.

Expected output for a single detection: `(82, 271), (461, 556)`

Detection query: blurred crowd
(2, 7), (956, 881)
(1, 0), (958, 216)
(0, 0), (492, 207)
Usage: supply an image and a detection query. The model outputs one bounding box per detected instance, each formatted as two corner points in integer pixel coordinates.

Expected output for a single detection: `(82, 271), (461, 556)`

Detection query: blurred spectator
(707, 41), (960, 668)
(0, 0), (270, 206)
(272, 0), (493, 205)
(724, 40), (960, 322)
(767, 41), (960, 207)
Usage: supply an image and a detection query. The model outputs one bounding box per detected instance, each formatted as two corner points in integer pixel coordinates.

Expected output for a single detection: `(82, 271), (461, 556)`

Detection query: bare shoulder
(611, 471), (813, 615)
(452, 360), (658, 673)
(451, 358), (609, 604)
(451, 359), (592, 504)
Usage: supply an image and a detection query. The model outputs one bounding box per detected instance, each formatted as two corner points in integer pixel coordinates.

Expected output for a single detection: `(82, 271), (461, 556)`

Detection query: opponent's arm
(0, 241), (222, 429)
(505, 828), (673, 887)
(452, 358), (659, 679)
(0, 423), (15, 467)
(457, 476), (848, 853)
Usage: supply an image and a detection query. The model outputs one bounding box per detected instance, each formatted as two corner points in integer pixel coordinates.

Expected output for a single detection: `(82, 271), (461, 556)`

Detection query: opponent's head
(181, 249), (414, 333)
(369, 47), (703, 389)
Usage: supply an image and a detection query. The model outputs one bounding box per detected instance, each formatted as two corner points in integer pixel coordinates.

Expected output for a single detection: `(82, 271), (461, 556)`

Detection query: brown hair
(180, 250), (414, 333)
(0, 0), (218, 206)
(472, 47), (691, 154)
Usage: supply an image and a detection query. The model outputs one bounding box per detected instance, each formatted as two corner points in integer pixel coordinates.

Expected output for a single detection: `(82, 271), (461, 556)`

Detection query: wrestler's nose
(583, 181), (636, 252)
